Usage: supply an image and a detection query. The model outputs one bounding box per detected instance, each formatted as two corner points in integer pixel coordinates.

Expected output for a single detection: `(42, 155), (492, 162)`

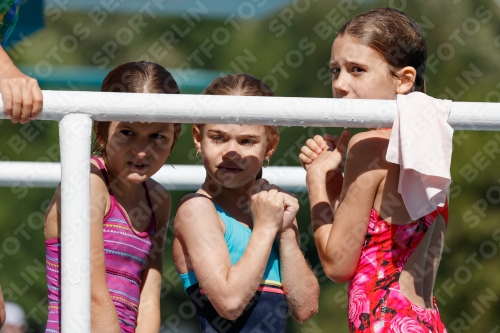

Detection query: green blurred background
(1, 0), (500, 332)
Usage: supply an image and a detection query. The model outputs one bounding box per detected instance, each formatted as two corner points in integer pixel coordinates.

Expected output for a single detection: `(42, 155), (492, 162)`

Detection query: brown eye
(241, 139), (256, 146)
(120, 130), (134, 136)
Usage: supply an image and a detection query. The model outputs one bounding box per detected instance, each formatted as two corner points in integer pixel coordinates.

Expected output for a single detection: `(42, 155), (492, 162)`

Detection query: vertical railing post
(58, 114), (92, 332)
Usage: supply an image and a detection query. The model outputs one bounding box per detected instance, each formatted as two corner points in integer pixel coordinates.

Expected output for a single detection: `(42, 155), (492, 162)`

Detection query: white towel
(386, 92), (453, 220)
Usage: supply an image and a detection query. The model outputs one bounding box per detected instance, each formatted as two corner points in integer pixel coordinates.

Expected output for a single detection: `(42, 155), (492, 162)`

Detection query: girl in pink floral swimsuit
(300, 8), (448, 333)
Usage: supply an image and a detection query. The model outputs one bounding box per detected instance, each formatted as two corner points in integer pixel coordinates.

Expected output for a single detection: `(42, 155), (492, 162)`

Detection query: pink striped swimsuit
(45, 157), (156, 333)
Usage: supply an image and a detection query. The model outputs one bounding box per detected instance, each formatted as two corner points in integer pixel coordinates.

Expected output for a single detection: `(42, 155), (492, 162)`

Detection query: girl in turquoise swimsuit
(173, 73), (319, 333)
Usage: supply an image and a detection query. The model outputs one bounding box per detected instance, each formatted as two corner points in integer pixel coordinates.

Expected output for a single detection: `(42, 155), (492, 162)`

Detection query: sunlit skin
(330, 35), (401, 100)
(196, 124), (270, 195)
(173, 121), (320, 323)
(104, 121), (176, 196)
(302, 33), (445, 312)
(44, 120), (176, 333)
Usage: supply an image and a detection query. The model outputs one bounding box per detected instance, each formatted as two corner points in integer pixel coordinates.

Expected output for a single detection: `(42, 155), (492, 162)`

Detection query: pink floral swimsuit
(348, 205), (448, 333)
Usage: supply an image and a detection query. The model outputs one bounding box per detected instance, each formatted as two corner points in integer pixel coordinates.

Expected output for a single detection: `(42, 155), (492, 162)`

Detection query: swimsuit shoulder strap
(91, 156), (112, 194)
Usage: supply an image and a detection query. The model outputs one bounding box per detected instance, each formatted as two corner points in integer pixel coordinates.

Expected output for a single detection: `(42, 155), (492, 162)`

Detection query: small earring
(263, 158), (270, 168)
(196, 151), (203, 161)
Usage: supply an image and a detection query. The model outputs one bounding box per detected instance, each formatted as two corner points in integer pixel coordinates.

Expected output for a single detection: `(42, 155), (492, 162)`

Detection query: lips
(128, 161), (149, 172)
(217, 163), (243, 173)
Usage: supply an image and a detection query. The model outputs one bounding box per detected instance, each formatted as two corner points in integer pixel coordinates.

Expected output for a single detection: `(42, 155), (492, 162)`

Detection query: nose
(332, 71), (349, 98)
(222, 140), (241, 159)
(132, 138), (151, 157)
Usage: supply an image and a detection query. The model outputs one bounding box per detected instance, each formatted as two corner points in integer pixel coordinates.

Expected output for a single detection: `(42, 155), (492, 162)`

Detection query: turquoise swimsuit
(178, 203), (287, 332)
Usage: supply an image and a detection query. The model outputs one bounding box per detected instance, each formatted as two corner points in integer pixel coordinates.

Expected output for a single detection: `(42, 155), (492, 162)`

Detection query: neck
(103, 161), (143, 200)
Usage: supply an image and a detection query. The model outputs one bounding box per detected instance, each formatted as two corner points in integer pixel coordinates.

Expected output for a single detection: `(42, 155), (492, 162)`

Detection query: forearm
(135, 265), (162, 333)
(225, 228), (276, 293)
(307, 173), (334, 254)
(307, 174), (350, 281)
(279, 229), (319, 323)
(204, 228), (277, 318)
(135, 300), (160, 333)
(326, 171), (343, 208)
(91, 289), (120, 333)
(0, 47), (18, 74)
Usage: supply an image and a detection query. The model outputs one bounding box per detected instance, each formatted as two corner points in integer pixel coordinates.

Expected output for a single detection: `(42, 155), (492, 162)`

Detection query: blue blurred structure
(4, 0), (44, 49)
(45, 0), (295, 19)
(12, 0), (296, 92)
(18, 64), (223, 93)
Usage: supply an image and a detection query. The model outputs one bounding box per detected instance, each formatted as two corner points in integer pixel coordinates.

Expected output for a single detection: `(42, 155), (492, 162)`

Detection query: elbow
(292, 309), (318, 324)
(323, 265), (353, 284)
(289, 279), (320, 323)
(290, 301), (319, 323)
(215, 297), (248, 321)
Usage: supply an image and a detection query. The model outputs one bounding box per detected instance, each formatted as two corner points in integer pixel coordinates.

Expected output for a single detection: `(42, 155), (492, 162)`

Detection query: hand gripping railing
(1, 90), (499, 332)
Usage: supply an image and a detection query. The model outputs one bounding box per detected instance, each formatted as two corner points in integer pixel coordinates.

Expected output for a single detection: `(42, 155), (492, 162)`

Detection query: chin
(127, 174), (149, 184)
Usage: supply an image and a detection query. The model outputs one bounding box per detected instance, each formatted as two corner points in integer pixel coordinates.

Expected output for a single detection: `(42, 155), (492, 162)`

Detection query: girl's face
(105, 121), (176, 183)
(194, 124), (274, 189)
(330, 36), (400, 100)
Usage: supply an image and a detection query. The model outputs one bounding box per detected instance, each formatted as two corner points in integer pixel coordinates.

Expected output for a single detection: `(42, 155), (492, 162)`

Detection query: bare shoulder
(347, 130), (392, 171)
(90, 160), (109, 192)
(348, 130), (390, 150)
(45, 160), (108, 238)
(174, 193), (220, 234)
(89, 163), (110, 213)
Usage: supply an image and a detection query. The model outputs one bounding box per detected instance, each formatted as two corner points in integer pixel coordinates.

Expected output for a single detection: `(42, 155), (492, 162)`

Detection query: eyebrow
(117, 123), (171, 134)
(331, 59), (367, 67)
(238, 134), (261, 140)
(207, 130), (261, 140)
(207, 129), (227, 135)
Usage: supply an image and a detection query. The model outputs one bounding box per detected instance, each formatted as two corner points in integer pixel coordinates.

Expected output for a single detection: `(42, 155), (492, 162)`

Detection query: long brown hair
(93, 61), (182, 157)
(338, 8), (427, 93)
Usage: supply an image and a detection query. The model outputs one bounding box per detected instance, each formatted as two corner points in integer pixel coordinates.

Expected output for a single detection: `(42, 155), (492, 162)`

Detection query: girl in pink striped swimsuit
(44, 62), (181, 333)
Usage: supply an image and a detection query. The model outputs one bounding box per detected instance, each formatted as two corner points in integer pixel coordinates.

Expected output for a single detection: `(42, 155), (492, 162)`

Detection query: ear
(264, 133), (279, 160)
(192, 125), (203, 152)
(395, 66), (417, 95)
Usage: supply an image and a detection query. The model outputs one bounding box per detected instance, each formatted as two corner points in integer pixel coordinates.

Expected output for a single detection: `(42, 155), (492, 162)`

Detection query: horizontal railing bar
(0, 90), (498, 130)
(0, 162), (307, 192)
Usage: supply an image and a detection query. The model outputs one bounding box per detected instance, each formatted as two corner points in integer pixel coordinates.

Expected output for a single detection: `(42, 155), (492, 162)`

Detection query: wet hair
(93, 61), (182, 157)
(337, 8), (427, 92)
(194, 74), (280, 179)
(195, 73), (280, 148)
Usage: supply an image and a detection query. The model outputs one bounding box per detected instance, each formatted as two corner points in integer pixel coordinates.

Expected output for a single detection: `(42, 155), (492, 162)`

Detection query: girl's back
(346, 129), (447, 332)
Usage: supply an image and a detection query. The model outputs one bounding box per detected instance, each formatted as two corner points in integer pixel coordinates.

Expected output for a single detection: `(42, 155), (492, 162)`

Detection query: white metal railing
(7, 90), (500, 130)
(0, 161), (307, 191)
(1, 90), (500, 332)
